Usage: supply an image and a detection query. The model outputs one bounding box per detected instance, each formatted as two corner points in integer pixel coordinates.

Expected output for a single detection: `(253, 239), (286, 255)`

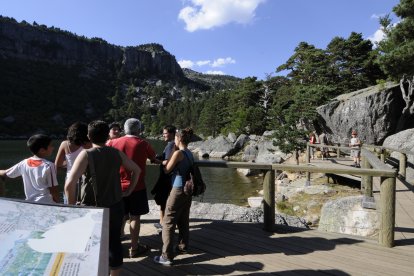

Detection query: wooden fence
(194, 142), (414, 248)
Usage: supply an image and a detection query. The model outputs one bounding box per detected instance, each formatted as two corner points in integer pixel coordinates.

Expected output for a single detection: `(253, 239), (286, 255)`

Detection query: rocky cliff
(316, 82), (413, 144)
(0, 17), (183, 78)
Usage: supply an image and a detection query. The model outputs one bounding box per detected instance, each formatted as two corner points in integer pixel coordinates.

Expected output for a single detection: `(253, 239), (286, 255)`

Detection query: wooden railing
(194, 141), (408, 248)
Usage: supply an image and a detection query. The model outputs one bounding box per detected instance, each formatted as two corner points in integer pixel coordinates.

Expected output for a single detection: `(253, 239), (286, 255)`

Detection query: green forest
(1, 0), (413, 156)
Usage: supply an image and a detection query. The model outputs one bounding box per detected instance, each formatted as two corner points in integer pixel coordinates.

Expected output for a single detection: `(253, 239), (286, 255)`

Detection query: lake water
(0, 139), (262, 206)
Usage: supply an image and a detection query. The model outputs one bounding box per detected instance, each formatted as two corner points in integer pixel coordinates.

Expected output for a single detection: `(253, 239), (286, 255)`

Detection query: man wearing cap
(349, 130), (361, 168)
(107, 118), (159, 258)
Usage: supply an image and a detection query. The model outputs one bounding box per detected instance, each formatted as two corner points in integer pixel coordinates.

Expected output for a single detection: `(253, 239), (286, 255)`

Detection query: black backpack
(182, 150), (206, 197)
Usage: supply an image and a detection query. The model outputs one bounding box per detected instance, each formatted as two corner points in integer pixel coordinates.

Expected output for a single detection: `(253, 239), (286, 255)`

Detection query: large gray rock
(382, 128), (414, 163)
(255, 139), (286, 164)
(189, 135), (233, 158)
(318, 196), (379, 237)
(382, 128), (414, 183)
(316, 83), (409, 144)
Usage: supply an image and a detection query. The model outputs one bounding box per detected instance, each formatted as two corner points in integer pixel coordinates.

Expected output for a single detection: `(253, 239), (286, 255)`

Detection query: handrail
(148, 142), (402, 247)
(306, 142), (400, 247)
(363, 144), (414, 156)
(192, 143), (399, 248)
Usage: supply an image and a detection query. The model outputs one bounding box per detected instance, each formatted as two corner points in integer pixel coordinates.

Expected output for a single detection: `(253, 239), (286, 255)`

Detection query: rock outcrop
(188, 132), (288, 164)
(145, 200), (308, 228)
(0, 17), (183, 78)
(318, 196), (379, 237)
(316, 82), (412, 144)
(382, 128), (414, 163)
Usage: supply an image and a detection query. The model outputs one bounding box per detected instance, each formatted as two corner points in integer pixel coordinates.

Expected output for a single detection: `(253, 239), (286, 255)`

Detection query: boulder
(318, 196), (379, 237)
(382, 128), (414, 163)
(189, 135), (233, 158)
(316, 82), (410, 144)
(382, 128), (414, 183)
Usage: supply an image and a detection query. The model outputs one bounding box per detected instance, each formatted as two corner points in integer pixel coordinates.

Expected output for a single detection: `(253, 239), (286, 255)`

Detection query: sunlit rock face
(316, 82), (412, 145)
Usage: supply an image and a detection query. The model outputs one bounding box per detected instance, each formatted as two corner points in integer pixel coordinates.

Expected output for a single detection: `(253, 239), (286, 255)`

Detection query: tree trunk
(396, 76), (414, 131)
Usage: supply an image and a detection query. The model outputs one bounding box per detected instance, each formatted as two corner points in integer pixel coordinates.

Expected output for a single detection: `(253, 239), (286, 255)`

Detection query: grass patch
(276, 176), (362, 227)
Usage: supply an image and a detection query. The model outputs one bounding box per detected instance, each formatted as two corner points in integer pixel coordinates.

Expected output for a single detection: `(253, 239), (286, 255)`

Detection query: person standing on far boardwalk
(318, 131), (329, 159)
(65, 120), (141, 276)
(349, 130), (361, 168)
(309, 132), (317, 159)
(107, 118), (159, 258)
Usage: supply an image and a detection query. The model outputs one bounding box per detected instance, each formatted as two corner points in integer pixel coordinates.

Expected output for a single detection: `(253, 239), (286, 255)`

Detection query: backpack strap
(182, 150), (194, 166)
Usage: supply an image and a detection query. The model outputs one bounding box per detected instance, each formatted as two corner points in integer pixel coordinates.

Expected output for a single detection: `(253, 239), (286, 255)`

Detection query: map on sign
(0, 198), (108, 276)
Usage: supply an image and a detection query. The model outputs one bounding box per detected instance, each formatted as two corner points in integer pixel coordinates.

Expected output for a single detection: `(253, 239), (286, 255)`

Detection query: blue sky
(1, 0), (400, 80)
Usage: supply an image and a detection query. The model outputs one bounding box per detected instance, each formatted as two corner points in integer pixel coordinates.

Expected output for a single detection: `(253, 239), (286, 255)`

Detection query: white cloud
(368, 27), (386, 45)
(178, 0), (266, 32)
(205, 70), (225, 75)
(196, 60), (211, 66)
(367, 21), (399, 46)
(371, 13), (385, 20)
(211, 57), (236, 67)
(179, 57), (236, 75)
(177, 59), (194, 68)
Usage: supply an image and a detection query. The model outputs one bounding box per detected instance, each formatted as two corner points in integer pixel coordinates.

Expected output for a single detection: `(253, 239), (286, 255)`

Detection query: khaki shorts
(351, 149), (360, 157)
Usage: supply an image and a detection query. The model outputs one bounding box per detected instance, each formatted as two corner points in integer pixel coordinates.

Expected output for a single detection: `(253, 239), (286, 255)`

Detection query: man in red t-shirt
(107, 118), (159, 258)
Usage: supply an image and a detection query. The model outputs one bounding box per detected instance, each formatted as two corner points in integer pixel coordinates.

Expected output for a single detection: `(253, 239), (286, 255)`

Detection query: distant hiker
(349, 130), (361, 168)
(65, 120), (141, 276)
(55, 122), (91, 203)
(0, 134), (59, 203)
(151, 125), (177, 232)
(107, 118), (159, 258)
(154, 128), (194, 266)
(318, 131), (329, 159)
(108, 122), (122, 140)
(309, 132), (317, 159)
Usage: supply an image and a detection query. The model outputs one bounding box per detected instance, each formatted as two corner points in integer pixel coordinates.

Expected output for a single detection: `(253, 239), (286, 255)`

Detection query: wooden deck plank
(120, 157), (414, 275)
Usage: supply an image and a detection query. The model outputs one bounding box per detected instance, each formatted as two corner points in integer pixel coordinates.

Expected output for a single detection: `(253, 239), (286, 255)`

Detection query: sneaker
(153, 255), (172, 266)
(356, 164), (361, 168)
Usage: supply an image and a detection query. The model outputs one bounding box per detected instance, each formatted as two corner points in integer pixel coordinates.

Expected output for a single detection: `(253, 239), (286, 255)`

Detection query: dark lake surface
(0, 139), (262, 206)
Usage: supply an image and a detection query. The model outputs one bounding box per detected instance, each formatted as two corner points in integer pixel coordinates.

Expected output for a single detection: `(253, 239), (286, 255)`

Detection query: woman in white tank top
(55, 122), (91, 203)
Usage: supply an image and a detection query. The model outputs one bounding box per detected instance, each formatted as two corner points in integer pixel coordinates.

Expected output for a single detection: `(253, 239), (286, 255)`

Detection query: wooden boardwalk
(121, 158), (414, 275)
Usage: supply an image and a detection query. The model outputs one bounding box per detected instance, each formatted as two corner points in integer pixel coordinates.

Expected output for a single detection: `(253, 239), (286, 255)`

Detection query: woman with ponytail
(154, 128), (194, 266)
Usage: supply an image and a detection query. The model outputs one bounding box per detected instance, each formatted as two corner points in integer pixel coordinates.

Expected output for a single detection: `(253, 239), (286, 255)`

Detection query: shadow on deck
(122, 218), (414, 275)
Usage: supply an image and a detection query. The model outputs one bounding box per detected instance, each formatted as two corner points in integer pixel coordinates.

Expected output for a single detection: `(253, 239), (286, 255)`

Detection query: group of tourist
(308, 130), (362, 167)
(0, 119), (195, 275)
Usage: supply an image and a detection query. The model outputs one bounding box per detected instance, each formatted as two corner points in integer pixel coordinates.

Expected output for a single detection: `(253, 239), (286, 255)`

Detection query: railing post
(336, 144), (341, 158)
(399, 153), (407, 180)
(379, 176), (396, 247)
(362, 157), (373, 197)
(263, 169), (275, 231)
(380, 149), (385, 163)
(305, 144), (311, 186)
(361, 156), (375, 209)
